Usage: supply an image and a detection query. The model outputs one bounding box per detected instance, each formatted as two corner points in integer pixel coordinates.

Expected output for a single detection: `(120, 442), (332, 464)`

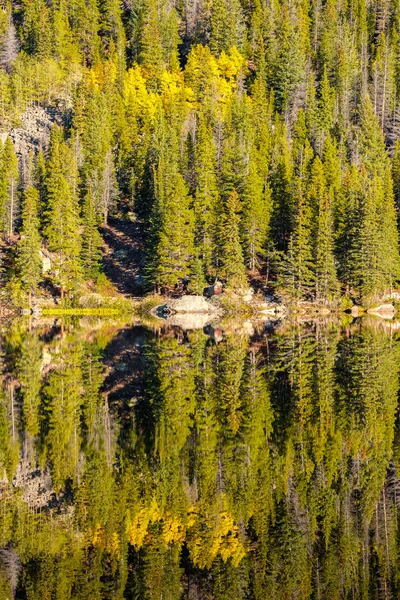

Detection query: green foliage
(16, 186), (42, 300)
(3, 0), (400, 305)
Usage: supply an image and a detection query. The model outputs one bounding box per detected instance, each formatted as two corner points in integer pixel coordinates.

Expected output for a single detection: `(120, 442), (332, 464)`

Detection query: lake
(0, 315), (399, 599)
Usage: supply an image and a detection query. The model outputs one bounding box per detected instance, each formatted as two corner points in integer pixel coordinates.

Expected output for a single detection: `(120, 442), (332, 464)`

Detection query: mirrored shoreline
(0, 315), (400, 599)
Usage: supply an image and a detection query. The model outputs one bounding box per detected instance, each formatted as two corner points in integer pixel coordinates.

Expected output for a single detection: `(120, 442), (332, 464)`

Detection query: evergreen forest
(1, 0), (400, 305)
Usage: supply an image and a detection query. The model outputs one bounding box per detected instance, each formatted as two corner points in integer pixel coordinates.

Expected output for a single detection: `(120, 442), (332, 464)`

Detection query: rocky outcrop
(168, 295), (214, 313)
(7, 105), (67, 158)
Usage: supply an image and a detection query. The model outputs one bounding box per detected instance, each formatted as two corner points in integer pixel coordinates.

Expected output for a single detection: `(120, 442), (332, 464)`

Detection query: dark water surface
(1, 316), (400, 599)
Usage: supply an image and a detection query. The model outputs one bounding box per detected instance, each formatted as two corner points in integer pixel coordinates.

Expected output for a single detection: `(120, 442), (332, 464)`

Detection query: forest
(0, 0), (399, 306)
(0, 318), (400, 598)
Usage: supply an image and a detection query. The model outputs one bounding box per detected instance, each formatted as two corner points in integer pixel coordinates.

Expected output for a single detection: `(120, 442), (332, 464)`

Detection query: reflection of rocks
(166, 312), (213, 330)
(204, 324), (224, 343)
(11, 462), (56, 509)
(367, 303), (396, 318)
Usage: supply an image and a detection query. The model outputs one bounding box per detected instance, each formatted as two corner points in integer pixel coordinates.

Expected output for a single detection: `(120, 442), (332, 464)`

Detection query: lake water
(1, 315), (400, 599)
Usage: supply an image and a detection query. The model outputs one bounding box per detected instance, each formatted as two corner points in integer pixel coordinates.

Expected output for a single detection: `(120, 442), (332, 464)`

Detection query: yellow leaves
(123, 66), (158, 123)
(162, 515), (185, 545)
(217, 48), (247, 82)
(184, 44), (247, 119)
(109, 532), (120, 559)
(88, 61), (117, 91)
(91, 524), (120, 559)
(126, 498), (161, 549)
(125, 497), (245, 569)
(187, 498), (246, 569)
(159, 70), (195, 111)
(92, 523), (103, 547)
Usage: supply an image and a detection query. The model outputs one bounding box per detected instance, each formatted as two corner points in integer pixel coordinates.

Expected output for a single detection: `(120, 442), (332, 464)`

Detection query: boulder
(259, 302), (285, 315)
(241, 288), (254, 303)
(204, 281), (223, 297)
(114, 248), (128, 260)
(39, 249), (51, 274)
(170, 295), (211, 313)
(367, 303), (396, 317)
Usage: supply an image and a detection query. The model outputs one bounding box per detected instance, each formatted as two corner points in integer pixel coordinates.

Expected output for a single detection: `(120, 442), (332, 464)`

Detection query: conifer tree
(139, 0), (165, 89)
(1, 137), (19, 239)
(0, 13), (19, 73)
(219, 189), (247, 290)
(242, 155), (271, 272)
(194, 117), (219, 279)
(282, 187), (315, 300)
(150, 171), (195, 292)
(34, 149), (47, 222)
(16, 187), (42, 303)
(44, 129), (82, 297)
(81, 188), (103, 281)
(315, 188), (339, 301)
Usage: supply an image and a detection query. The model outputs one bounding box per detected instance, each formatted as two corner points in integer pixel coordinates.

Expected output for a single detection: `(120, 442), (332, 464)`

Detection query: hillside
(0, 0), (399, 309)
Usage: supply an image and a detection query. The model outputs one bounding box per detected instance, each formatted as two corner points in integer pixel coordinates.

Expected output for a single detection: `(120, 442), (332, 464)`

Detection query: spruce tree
(194, 116), (219, 280)
(81, 188), (103, 281)
(1, 137), (19, 239)
(282, 187), (315, 300)
(151, 172), (195, 292)
(219, 190), (247, 290)
(242, 155), (271, 272)
(315, 189), (339, 301)
(16, 186), (42, 304)
(44, 129), (82, 297)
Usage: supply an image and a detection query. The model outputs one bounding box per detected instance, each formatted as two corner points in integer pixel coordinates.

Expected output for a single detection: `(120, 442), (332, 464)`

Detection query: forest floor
(101, 216), (145, 298)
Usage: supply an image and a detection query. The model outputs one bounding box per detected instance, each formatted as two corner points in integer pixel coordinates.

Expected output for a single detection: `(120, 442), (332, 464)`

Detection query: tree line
(1, 0), (400, 303)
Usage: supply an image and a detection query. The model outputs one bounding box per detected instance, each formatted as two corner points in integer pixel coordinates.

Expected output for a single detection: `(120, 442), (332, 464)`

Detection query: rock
(39, 249), (51, 273)
(241, 320), (255, 336)
(21, 308), (31, 315)
(367, 303), (396, 317)
(387, 291), (400, 300)
(114, 248), (128, 259)
(169, 295), (212, 313)
(204, 281), (223, 297)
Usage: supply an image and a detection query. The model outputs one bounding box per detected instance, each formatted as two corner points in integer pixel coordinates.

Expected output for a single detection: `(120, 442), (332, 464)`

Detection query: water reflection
(0, 317), (400, 598)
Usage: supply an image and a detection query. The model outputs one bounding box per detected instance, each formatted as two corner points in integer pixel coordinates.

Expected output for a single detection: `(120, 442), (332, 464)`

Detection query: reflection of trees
(0, 322), (400, 596)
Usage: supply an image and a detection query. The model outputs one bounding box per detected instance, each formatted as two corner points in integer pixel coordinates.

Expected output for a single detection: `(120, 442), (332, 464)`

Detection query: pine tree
(1, 137), (19, 239)
(44, 129), (82, 297)
(34, 149), (47, 222)
(282, 186), (315, 300)
(16, 187), (42, 303)
(139, 0), (165, 90)
(242, 155), (271, 272)
(151, 171), (195, 292)
(315, 188), (339, 301)
(219, 189), (247, 290)
(194, 116), (219, 279)
(81, 188), (103, 281)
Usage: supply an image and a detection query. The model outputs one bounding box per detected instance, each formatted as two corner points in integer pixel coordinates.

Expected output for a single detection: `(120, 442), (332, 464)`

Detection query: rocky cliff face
(1, 104), (67, 159)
